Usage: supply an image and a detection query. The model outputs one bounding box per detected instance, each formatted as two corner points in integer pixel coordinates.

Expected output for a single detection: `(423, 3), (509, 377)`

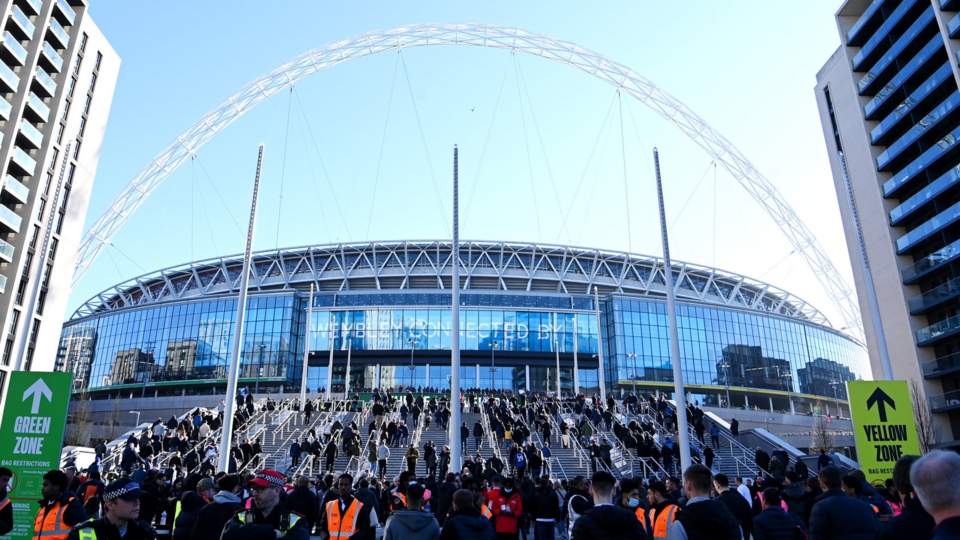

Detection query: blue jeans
(534, 521), (555, 540)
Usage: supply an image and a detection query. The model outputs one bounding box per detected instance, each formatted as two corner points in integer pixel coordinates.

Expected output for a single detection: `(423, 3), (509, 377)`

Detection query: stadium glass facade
(56, 241), (870, 414)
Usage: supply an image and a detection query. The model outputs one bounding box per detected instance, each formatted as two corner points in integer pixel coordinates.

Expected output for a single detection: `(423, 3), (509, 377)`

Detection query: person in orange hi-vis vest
(641, 481), (678, 540)
(32, 470), (87, 540)
(319, 473), (377, 540)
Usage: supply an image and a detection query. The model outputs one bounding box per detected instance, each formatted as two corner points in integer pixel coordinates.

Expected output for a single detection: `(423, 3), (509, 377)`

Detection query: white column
(299, 284), (314, 409)
(344, 340), (352, 398)
(425, 364), (430, 387)
(325, 321), (335, 400)
(789, 398), (795, 415)
(525, 365), (531, 392)
(594, 286), (607, 402)
(375, 363), (381, 389)
(768, 396), (774, 412)
(475, 364), (480, 388)
(573, 314), (580, 395)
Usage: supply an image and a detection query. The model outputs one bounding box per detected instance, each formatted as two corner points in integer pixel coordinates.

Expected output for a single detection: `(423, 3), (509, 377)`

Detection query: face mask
(627, 497), (641, 508)
(503, 488), (513, 493)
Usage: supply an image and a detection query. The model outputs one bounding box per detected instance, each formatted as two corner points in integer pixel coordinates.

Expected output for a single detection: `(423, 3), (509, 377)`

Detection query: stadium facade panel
(57, 241), (869, 414)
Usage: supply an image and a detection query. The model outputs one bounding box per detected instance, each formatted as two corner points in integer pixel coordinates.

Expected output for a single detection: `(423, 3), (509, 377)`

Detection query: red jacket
(490, 489), (523, 534)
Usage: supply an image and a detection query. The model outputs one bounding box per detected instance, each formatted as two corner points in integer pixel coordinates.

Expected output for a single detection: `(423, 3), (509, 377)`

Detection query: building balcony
(53, 0), (76, 27)
(33, 67), (55, 97)
(896, 200), (960, 254)
(931, 390), (960, 413)
(0, 204), (22, 234)
(923, 351), (960, 379)
(18, 0), (42, 16)
(853, 0), (920, 73)
(858, 7), (935, 95)
(877, 91), (960, 172)
(871, 63), (952, 146)
(917, 313), (960, 346)
(864, 35), (943, 120)
(40, 42), (63, 73)
(9, 146), (35, 176)
(903, 238), (960, 284)
(47, 18), (70, 49)
(8, 4), (36, 40)
(18, 119), (42, 149)
(0, 95), (11, 121)
(0, 61), (18, 93)
(0, 238), (14, 263)
(0, 273), (8, 294)
(24, 92), (48, 123)
(884, 124), (960, 198)
(2, 32), (28, 66)
(2, 175), (28, 204)
(910, 275), (960, 314)
(846, 0), (886, 47)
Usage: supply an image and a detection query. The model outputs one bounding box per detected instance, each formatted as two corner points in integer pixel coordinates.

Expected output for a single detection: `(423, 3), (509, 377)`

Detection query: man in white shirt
(735, 477), (752, 507)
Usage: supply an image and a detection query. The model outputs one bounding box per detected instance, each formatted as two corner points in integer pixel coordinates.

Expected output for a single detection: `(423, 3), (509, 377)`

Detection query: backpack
(514, 451), (526, 469)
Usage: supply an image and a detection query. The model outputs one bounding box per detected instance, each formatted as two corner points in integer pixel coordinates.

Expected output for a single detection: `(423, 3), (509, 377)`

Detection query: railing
(479, 401), (504, 462)
(931, 390), (960, 411)
(923, 351), (960, 377)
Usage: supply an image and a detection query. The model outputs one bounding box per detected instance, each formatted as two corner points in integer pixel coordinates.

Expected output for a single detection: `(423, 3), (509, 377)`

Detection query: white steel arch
(73, 23), (863, 338)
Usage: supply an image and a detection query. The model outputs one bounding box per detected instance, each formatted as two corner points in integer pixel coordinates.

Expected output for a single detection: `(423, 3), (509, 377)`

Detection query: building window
(79, 33), (88, 53)
(56, 122), (65, 144)
(95, 51), (102, 70)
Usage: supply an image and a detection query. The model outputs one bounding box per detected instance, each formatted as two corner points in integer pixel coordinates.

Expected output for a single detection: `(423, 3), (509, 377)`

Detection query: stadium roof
(70, 240), (830, 326)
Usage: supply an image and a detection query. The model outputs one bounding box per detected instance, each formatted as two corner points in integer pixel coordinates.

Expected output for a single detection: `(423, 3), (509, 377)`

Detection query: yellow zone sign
(847, 380), (921, 485)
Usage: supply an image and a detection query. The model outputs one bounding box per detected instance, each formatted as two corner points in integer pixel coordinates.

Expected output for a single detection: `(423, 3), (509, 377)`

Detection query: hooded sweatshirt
(439, 508), (494, 540)
(384, 509), (440, 540)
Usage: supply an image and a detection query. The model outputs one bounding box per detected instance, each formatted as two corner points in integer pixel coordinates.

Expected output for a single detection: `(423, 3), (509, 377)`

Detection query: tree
(811, 414), (834, 453)
(911, 379), (936, 454)
(65, 395), (94, 447)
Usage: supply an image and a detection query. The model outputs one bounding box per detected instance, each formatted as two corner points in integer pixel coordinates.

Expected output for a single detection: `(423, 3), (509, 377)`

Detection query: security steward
(34, 470), (86, 540)
(640, 481), (678, 540)
(318, 473), (377, 540)
(221, 469), (309, 540)
(67, 478), (155, 540)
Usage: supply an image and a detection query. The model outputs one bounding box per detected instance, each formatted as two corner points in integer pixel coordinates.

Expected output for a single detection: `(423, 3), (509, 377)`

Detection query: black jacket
(66, 517), (155, 540)
(571, 504), (647, 540)
(780, 483), (809, 525)
(439, 508), (493, 540)
(285, 487), (319, 530)
(528, 486), (561, 520)
(172, 491), (207, 540)
(190, 493), (242, 539)
(718, 489), (753, 540)
(808, 489), (880, 540)
(432, 482), (458, 525)
(880, 497), (934, 540)
(221, 502), (310, 540)
(0, 494), (12, 535)
(674, 498), (740, 540)
(932, 516), (960, 540)
(752, 507), (804, 540)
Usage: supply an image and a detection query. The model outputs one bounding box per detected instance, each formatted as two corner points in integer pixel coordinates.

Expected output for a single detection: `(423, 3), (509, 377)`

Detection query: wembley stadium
(56, 240), (869, 416)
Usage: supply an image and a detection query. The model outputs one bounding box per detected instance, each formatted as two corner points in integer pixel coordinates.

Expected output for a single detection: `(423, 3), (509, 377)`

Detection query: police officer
(67, 478), (155, 540)
(220, 469), (308, 540)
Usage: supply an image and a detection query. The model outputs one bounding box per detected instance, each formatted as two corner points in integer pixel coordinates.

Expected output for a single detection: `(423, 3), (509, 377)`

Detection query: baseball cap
(249, 469), (286, 489)
(104, 479), (142, 502)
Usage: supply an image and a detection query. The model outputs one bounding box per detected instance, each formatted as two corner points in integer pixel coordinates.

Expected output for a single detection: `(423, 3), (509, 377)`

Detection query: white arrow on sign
(22, 378), (52, 414)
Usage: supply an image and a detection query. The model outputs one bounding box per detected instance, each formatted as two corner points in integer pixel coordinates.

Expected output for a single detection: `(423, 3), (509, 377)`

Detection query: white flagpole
(653, 148), (691, 473)
(219, 145), (265, 473)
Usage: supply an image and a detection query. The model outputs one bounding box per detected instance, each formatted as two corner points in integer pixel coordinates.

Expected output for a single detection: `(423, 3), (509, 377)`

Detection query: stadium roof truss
(70, 23), (862, 338)
(70, 240), (830, 327)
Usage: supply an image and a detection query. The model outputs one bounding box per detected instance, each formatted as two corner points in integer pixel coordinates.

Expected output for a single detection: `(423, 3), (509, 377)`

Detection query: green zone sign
(848, 380), (920, 485)
(0, 371), (72, 540)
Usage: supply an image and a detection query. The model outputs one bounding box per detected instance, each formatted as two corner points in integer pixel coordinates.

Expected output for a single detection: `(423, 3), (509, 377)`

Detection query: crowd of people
(6, 390), (959, 540)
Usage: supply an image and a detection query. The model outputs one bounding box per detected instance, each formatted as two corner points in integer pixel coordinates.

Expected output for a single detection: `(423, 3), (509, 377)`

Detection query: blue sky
(74, 1), (850, 328)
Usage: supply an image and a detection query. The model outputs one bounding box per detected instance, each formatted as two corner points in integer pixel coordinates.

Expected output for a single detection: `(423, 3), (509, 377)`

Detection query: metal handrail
(480, 401), (504, 462)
